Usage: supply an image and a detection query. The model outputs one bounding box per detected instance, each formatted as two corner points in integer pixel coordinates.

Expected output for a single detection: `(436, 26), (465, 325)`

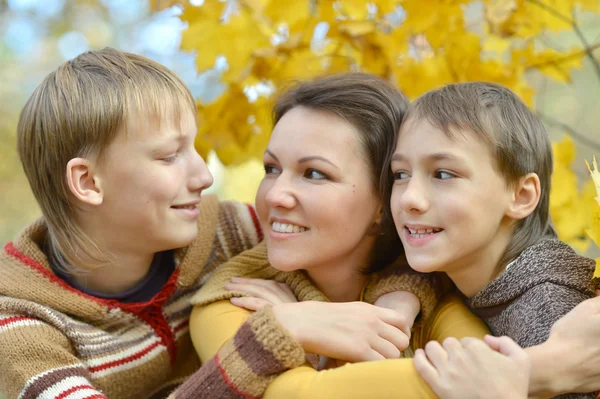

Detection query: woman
(184, 73), (490, 398)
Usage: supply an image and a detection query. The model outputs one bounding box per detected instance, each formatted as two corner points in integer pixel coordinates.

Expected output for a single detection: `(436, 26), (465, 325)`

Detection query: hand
(374, 291), (421, 337)
(225, 277), (298, 310)
(528, 295), (600, 396)
(271, 301), (411, 362)
(414, 336), (530, 399)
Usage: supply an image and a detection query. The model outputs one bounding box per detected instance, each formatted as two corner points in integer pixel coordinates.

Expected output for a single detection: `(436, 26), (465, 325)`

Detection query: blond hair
(17, 47), (196, 271)
(402, 82), (554, 269)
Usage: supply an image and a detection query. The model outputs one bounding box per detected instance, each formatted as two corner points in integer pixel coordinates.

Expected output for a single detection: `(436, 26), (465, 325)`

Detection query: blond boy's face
(390, 118), (514, 277)
(94, 107), (213, 253)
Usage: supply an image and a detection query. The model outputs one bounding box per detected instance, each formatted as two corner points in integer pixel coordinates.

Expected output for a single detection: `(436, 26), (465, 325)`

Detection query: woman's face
(255, 106), (381, 274)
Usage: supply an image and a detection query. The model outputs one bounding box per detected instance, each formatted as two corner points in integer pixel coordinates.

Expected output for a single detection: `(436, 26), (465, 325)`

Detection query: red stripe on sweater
(4, 242), (179, 364)
(55, 384), (107, 399)
(4, 242), (121, 309)
(88, 341), (161, 373)
(215, 353), (259, 399)
(0, 315), (36, 327)
(173, 320), (189, 333)
(245, 204), (263, 242)
(82, 395), (109, 399)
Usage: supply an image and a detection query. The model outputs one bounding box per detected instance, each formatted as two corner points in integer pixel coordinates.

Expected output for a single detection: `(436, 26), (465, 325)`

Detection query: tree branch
(526, 0), (600, 82)
(536, 110), (600, 152)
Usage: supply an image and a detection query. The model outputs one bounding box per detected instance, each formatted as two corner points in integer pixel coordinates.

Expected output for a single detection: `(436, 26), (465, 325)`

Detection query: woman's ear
(506, 173), (541, 220)
(369, 206), (384, 236)
(66, 158), (103, 206)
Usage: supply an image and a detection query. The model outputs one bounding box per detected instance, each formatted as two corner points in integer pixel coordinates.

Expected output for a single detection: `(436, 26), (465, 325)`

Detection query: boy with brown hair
(389, 81), (596, 398)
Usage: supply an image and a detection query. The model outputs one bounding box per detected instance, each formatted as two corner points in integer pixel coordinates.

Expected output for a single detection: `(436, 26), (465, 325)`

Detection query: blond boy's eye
(162, 154), (177, 163)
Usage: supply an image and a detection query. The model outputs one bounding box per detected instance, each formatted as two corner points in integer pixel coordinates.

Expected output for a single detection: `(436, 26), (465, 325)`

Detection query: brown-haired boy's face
(92, 107), (213, 253)
(389, 118), (515, 293)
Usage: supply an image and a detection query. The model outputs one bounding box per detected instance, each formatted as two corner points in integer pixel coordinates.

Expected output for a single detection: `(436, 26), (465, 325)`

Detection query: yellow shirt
(190, 292), (489, 399)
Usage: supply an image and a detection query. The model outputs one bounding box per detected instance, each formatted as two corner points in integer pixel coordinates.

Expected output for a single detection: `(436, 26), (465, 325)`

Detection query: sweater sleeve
(500, 283), (595, 399)
(0, 313), (108, 399)
(261, 293), (489, 399)
(171, 301), (305, 399)
(363, 268), (443, 322)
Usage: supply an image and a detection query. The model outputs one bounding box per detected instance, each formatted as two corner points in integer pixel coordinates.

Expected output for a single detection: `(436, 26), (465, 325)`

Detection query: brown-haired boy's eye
(393, 171), (409, 180)
(435, 170), (455, 180)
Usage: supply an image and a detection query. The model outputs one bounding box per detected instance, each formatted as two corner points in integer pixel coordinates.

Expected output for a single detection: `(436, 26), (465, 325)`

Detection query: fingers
(226, 277), (297, 305)
(377, 320), (410, 353)
(370, 330), (403, 359)
(423, 340), (448, 370)
(376, 307), (412, 338)
(230, 296), (271, 311)
(225, 282), (284, 305)
(484, 335), (527, 361)
(414, 348), (441, 388)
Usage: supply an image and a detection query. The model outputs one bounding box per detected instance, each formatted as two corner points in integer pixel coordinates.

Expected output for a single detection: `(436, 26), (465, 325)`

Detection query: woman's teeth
(407, 227), (443, 238)
(173, 204), (196, 210)
(272, 221), (308, 233)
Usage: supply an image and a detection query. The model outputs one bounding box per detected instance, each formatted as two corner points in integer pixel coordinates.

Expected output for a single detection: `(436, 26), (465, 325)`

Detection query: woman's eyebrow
(298, 156), (339, 170)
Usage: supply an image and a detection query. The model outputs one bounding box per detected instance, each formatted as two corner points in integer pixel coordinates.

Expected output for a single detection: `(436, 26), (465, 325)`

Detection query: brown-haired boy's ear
(506, 173), (541, 220)
(66, 158), (103, 206)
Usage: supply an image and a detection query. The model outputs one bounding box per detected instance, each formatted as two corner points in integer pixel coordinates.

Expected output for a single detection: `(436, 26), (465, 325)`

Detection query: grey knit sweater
(467, 239), (596, 399)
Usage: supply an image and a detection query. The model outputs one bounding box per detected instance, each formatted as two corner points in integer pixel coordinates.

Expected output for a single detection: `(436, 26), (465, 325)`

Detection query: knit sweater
(0, 195), (300, 399)
(467, 238), (597, 399)
(182, 242), (444, 398)
(191, 242), (440, 321)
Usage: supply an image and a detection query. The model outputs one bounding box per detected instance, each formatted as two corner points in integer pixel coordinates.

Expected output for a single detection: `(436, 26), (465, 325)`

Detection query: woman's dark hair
(273, 73), (408, 273)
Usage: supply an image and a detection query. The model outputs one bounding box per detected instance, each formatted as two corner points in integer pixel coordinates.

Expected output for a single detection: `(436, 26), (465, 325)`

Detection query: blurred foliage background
(0, 0), (599, 265)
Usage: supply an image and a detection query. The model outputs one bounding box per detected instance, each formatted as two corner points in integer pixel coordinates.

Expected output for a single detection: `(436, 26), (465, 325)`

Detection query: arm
(0, 314), (109, 399)
(525, 294), (600, 397)
(364, 267), (444, 323)
(172, 302), (305, 398)
(413, 335), (530, 399)
(263, 293), (490, 399)
(502, 283), (595, 399)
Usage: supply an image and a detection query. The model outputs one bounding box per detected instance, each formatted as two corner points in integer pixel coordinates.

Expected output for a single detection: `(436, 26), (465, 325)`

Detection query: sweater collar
(468, 239), (596, 309)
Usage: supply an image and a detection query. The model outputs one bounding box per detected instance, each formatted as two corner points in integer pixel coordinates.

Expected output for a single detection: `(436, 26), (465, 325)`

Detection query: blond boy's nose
(189, 153), (214, 191)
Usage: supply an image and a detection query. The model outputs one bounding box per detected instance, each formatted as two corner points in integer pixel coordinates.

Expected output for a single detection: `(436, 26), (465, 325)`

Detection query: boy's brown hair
(17, 47), (196, 271)
(399, 81), (554, 269)
(273, 72), (409, 273)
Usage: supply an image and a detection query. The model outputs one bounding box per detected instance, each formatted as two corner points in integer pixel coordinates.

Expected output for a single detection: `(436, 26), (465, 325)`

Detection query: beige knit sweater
(0, 196), (297, 399)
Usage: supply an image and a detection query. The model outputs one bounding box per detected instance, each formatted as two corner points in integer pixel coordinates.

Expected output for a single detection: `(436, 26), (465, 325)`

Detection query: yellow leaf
(553, 135), (576, 166)
(587, 213), (600, 248)
(338, 20), (377, 36)
(264, 0), (311, 32)
(587, 156), (600, 207)
(576, 0), (599, 11)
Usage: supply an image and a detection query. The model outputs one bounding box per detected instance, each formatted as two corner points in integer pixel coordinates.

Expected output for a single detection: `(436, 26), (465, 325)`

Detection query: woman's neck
(307, 262), (369, 302)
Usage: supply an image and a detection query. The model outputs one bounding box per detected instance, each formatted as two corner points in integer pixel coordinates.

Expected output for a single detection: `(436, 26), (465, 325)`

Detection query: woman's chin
(267, 253), (305, 272)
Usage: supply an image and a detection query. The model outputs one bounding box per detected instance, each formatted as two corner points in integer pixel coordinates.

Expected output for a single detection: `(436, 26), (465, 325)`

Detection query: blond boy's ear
(506, 173), (541, 220)
(66, 158), (103, 206)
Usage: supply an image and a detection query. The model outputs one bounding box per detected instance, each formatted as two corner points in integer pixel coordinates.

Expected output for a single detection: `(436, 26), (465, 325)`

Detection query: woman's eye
(436, 170), (455, 180)
(393, 171), (410, 180)
(304, 169), (327, 180)
(264, 165), (280, 175)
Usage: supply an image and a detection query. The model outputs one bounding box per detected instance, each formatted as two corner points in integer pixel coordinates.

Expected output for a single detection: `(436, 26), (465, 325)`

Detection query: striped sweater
(0, 195), (305, 399)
